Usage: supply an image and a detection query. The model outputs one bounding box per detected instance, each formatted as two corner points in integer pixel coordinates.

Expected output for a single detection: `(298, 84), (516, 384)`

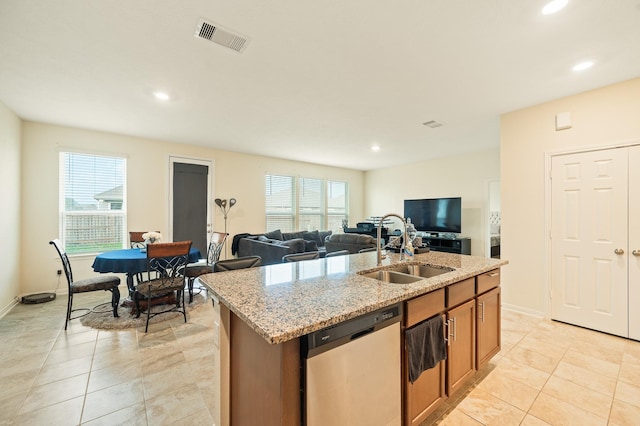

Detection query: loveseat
(234, 229), (332, 266)
(324, 233), (377, 254)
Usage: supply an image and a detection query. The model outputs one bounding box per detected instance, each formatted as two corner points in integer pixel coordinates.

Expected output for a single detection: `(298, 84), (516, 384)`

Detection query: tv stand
(421, 236), (471, 255)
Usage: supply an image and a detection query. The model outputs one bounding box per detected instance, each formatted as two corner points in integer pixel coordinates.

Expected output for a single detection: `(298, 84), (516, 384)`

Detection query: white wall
(0, 101), (21, 314)
(363, 148), (500, 257)
(500, 77), (640, 316)
(21, 121), (364, 296)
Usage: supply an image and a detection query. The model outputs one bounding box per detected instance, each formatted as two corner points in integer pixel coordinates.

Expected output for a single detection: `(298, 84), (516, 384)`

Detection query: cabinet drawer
(446, 278), (475, 308)
(405, 288), (445, 328)
(476, 269), (500, 294)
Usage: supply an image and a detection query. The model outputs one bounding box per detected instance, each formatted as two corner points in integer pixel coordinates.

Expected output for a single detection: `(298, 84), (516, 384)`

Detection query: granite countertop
(199, 251), (508, 345)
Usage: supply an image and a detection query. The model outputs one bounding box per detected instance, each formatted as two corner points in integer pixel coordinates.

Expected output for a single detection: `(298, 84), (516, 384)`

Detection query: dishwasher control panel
(304, 303), (402, 358)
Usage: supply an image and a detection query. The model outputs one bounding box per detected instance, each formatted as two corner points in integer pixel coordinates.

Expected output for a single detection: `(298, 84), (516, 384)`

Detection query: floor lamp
(215, 198), (236, 259)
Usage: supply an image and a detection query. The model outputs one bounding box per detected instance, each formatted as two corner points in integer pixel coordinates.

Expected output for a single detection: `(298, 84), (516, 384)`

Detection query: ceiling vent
(422, 120), (444, 128)
(194, 19), (249, 53)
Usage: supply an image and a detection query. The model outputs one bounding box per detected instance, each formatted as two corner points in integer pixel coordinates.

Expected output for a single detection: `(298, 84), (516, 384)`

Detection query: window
(60, 152), (127, 255)
(265, 174), (348, 232)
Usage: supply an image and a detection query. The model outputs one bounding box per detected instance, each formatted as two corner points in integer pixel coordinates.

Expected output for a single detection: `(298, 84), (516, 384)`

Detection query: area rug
(80, 293), (208, 330)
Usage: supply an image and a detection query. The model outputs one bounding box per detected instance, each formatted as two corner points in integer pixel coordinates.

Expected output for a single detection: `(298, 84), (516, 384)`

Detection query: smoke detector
(194, 19), (249, 53)
(422, 120), (444, 128)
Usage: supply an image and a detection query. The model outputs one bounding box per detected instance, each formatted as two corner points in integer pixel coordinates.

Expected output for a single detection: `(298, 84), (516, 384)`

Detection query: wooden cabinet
(476, 287), (501, 368)
(476, 269), (501, 368)
(446, 299), (476, 396)
(403, 270), (501, 425)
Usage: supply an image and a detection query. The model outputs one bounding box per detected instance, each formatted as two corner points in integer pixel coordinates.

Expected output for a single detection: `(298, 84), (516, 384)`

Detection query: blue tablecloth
(92, 247), (202, 275)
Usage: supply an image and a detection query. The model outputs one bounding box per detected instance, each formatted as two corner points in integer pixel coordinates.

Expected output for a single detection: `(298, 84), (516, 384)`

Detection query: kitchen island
(199, 250), (507, 425)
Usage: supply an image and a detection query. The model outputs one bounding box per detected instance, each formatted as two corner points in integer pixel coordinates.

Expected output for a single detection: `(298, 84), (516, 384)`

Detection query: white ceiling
(1, 1), (639, 171)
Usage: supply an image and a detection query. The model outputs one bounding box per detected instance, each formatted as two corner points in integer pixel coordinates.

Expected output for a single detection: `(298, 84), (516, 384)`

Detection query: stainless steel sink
(359, 270), (423, 284)
(358, 263), (454, 284)
(385, 264), (454, 278)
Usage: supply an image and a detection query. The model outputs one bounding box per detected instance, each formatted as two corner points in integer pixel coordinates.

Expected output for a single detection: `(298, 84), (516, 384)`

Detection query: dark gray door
(173, 162), (208, 255)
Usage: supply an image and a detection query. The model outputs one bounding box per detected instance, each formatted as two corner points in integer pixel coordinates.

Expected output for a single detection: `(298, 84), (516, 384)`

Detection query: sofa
(324, 233), (377, 254)
(234, 229), (333, 265)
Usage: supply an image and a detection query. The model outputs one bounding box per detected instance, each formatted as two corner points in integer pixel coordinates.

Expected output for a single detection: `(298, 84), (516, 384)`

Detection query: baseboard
(0, 297), (20, 319)
(501, 303), (545, 319)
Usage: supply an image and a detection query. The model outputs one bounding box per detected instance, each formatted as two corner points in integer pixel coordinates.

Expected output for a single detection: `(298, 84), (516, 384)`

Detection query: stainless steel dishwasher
(302, 303), (402, 426)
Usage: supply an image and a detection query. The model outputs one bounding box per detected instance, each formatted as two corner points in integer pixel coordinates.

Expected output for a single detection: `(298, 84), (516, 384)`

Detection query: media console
(421, 236), (471, 255)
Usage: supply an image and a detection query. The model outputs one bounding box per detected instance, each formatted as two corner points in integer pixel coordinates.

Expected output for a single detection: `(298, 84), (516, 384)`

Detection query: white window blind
(299, 177), (323, 231)
(60, 152), (127, 255)
(266, 174), (295, 232)
(265, 174), (348, 233)
(327, 180), (348, 232)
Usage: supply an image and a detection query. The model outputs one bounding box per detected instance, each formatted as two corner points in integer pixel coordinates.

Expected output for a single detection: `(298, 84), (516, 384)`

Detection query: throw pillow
(302, 230), (322, 245)
(264, 229), (283, 240)
(317, 230), (332, 246)
(304, 240), (319, 252)
(282, 231), (305, 241)
(277, 238), (305, 253)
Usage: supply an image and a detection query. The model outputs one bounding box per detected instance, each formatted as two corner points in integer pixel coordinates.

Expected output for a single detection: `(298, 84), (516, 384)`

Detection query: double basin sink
(358, 263), (454, 284)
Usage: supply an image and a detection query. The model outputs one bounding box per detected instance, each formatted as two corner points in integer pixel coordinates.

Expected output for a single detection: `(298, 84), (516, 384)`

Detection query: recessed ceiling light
(572, 61), (594, 71)
(542, 0), (568, 15)
(153, 91), (170, 101)
(371, 145), (380, 152)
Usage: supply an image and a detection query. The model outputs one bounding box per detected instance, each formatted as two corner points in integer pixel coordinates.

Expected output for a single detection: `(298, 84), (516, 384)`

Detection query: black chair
(213, 256), (262, 272)
(183, 231), (228, 303)
(325, 250), (350, 257)
(49, 239), (121, 330)
(282, 252), (320, 263)
(133, 241), (192, 332)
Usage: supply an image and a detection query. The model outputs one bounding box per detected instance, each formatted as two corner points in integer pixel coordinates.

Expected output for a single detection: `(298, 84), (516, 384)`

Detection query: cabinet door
(476, 287), (501, 368)
(446, 299), (476, 396)
(404, 314), (446, 426)
(630, 146), (640, 340)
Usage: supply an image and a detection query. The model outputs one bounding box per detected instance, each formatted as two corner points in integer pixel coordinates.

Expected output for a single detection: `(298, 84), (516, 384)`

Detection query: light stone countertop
(199, 251), (508, 345)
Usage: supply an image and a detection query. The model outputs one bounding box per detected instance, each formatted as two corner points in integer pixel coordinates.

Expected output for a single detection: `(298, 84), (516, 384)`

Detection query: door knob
(633, 250), (640, 256)
(614, 248), (624, 255)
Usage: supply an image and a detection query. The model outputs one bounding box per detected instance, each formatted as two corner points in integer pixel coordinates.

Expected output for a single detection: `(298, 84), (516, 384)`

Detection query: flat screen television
(404, 197), (462, 234)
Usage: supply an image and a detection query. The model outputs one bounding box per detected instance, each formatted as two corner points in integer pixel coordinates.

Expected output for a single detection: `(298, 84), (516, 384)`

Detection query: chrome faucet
(377, 213), (408, 266)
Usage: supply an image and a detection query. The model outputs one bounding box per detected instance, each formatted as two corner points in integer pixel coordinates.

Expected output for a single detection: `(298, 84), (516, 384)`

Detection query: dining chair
(49, 239), (121, 330)
(325, 250), (350, 257)
(183, 231), (228, 303)
(213, 256), (262, 272)
(129, 231), (146, 249)
(133, 240), (192, 332)
(282, 252), (320, 263)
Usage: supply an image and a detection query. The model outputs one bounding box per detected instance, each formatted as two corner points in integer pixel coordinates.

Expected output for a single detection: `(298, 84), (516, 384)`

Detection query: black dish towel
(405, 315), (447, 383)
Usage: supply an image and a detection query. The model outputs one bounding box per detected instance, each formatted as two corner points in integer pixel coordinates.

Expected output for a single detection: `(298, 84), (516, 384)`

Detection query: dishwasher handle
(350, 327), (375, 341)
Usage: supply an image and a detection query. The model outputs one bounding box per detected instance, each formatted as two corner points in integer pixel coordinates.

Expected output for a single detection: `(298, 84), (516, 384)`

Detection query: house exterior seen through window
(60, 152), (127, 255)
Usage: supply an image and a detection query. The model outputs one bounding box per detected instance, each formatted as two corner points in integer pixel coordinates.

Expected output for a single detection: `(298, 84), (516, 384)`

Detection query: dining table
(92, 247), (202, 298)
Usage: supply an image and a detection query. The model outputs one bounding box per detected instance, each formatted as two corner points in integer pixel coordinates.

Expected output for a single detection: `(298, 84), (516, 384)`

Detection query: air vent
(422, 120), (444, 128)
(194, 19), (249, 53)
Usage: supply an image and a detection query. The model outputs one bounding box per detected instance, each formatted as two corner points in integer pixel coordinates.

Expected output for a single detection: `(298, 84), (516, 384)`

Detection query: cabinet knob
(633, 249), (640, 257)
(614, 248), (624, 255)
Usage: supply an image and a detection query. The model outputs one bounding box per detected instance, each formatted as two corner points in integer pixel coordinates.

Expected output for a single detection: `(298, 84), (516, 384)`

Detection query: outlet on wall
(57, 269), (62, 275)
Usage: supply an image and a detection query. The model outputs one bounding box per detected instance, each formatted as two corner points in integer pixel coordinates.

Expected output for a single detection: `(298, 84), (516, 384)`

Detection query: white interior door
(629, 146), (640, 340)
(551, 148), (629, 337)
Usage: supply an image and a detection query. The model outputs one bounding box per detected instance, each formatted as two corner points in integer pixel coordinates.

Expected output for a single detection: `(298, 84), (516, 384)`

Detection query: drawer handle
(479, 301), (485, 323)
(488, 272), (499, 277)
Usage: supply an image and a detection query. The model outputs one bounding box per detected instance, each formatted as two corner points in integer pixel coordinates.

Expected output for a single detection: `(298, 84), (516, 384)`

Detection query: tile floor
(1, 289), (640, 425)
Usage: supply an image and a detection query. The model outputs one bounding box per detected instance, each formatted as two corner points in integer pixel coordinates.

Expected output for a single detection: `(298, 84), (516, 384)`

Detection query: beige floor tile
(516, 335), (567, 360)
(552, 360), (617, 396)
(142, 362), (192, 401)
(491, 357), (551, 390)
(457, 387), (526, 425)
(44, 340), (96, 366)
(170, 407), (215, 426)
(87, 359), (143, 393)
(436, 408), (483, 425)
(0, 368), (39, 401)
(33, 354), (93, 386)
(81, 402), (147, 426)
(53, 328), (99, 349)
(18, 373), (89, 415)
(614, 380), (640, 408)
(618, 360), (640, 385)
(91, 345), (141, 371)
(541, 375), (612, 419)
(520, 414), (552, 426)
(140, 344), (187, 376)
(504, 346), (560, 374)
(0, 390), (28, 424)
(145, 383), (208, 425)
(568, 331), (626, 364)
(609, 399), (640, 426)
(0, 351), (47, 378)
(82, 378), (145, 422)
(528, 392), (607, 426)
(561, 348), (621, 378)
(475, 369), (539, 411)
(11, 395), (83, 426)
